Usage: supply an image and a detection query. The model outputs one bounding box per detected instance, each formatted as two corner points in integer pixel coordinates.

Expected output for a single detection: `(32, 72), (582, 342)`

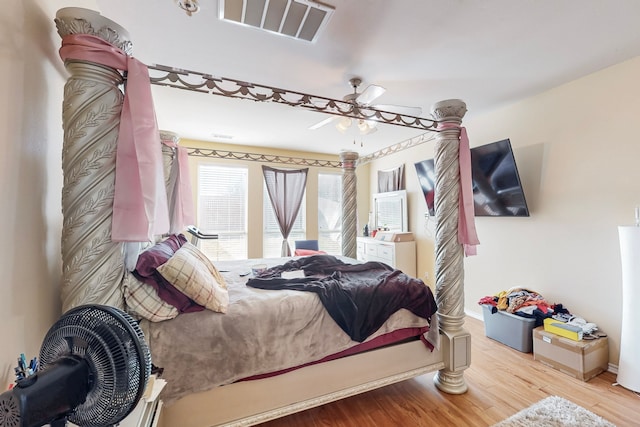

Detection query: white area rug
(493, 395), (616, 427)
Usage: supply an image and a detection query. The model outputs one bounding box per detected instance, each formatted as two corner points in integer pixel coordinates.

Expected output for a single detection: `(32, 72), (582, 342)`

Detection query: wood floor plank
(259, 316), (640, 426)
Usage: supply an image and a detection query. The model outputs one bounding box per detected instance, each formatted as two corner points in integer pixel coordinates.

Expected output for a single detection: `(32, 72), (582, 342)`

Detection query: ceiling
(88, 0), (640, 157)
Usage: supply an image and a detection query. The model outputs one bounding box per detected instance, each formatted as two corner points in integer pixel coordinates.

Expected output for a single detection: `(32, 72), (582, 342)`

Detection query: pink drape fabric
(59, 34), (169, 242)
(161, 139), (195, 233)
(457, 128), (480, 256)
(437, 125), (480, 256)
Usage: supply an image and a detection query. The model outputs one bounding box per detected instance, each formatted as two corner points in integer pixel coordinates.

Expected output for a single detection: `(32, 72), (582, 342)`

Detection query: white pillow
(156, 242), (229, 313)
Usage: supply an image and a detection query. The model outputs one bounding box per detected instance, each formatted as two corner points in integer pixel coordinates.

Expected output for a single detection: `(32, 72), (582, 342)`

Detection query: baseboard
(465, 309), (483, 321)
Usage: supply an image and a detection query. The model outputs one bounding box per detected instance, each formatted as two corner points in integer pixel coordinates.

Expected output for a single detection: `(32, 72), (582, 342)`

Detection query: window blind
(197, 164), (248, 260)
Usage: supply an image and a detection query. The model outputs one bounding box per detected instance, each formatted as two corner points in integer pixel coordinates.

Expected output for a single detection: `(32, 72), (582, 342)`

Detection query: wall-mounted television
(414, 139), (530, 217)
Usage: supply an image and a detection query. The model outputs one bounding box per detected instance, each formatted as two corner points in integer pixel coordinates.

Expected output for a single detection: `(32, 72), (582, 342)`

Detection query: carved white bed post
(54, 8), (131, 311)
(431, 99), (471, 394)
(160, 130), (180, 220)
(340, 151), (359, 258)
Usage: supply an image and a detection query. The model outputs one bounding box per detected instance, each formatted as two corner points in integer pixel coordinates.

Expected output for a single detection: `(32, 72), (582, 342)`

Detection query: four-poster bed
(54, 7), (472, 427)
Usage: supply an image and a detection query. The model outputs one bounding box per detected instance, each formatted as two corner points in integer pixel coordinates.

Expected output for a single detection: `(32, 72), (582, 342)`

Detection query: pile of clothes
(479, 287), (605, 338)
(478, 287), (569, 327)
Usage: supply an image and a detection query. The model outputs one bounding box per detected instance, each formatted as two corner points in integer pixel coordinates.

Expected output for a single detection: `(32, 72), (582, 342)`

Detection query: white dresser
(356, 236), (416, 277)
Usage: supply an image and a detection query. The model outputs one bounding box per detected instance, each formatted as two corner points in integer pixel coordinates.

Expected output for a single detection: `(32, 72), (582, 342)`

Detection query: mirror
(373, 190), (408, 232)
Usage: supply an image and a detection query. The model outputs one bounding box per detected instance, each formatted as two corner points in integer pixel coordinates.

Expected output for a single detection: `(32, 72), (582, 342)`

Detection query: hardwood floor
(260, 316), (640, 426)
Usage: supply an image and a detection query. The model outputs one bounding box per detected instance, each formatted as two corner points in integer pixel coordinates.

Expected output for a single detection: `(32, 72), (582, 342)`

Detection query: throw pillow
(123, 272), (179, 322)
(156, 242), (229, 313)
(134, 233), (187, 278)
(294, 248), (327, 256)
(132, 234), (205, 313)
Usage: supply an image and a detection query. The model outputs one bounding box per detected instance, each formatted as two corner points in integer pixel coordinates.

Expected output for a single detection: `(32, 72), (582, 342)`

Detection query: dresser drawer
(356, 237), (416, 277)
(356, 241), (366, 261)
(365, 244), (379, 257)
(377, 245), (394, 262)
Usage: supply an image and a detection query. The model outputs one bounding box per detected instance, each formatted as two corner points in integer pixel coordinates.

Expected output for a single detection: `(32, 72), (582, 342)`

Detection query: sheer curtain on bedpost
(55, 8), (132, 312)
(339, 151), (359, 258)
(431, 99), (471, 394)
(262, 166), (308, 257)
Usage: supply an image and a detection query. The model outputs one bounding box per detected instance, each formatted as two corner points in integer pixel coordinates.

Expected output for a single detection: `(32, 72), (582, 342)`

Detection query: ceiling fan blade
(356, 84), (386, 105)
(373, 104), (423, 117)
(309, 116), (337, 130)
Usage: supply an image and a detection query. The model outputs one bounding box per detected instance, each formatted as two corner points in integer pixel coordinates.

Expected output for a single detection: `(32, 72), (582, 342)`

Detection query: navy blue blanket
(246, 255), (438, 342)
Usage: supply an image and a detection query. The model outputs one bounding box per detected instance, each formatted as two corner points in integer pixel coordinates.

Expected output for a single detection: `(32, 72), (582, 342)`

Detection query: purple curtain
(377, 164), (405, 192)
(262, 166), (308, 256)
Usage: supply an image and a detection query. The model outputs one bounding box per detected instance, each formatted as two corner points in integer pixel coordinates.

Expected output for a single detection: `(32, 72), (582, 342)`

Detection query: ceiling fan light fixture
(336, 118), (352, 133)
(357, 119), (377, 135)
(175, 0), (200, 16)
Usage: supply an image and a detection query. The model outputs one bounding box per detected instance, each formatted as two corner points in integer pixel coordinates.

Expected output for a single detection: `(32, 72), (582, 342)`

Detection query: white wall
(0, 0), (98, 390)
(368, 56), (640, 365)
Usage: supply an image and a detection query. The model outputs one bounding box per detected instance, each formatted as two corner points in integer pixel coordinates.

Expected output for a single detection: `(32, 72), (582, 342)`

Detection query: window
(197, 164), (248, 260)
(263, 185), (306, 258)
(318, 173), (342, 255)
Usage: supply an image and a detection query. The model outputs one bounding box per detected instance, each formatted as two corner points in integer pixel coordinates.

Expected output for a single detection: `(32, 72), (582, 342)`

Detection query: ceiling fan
(309, 77), (422, 135)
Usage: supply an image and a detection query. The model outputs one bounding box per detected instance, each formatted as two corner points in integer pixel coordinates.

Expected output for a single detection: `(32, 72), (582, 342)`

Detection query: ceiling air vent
(219, 0), (334, 42)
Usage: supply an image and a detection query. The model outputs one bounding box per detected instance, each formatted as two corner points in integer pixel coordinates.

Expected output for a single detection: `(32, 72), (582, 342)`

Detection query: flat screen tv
(414, 139), (530, 217)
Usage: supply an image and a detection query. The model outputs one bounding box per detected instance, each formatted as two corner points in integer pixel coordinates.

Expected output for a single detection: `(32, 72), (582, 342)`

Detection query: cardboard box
(481, 305), (536, 353)
(533, 327), (608, 381)
(543, 317), (583, 341)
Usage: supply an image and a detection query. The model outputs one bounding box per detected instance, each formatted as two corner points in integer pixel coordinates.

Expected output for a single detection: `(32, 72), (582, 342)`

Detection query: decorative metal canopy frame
(147, 64), (441, 132)
(358, 132), (437, 164)
(187, 147), (342, 168)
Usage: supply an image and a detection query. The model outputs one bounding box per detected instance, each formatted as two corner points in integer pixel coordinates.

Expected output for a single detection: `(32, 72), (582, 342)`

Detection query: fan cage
(39, 305), (151, 427)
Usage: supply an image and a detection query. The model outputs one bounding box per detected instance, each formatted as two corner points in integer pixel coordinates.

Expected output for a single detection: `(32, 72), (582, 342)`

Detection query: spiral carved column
(55, 8), (132, 311)
(431, 99), (471, 394)
(340, 151), (359, 258)
(160, 130), (180, 224)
